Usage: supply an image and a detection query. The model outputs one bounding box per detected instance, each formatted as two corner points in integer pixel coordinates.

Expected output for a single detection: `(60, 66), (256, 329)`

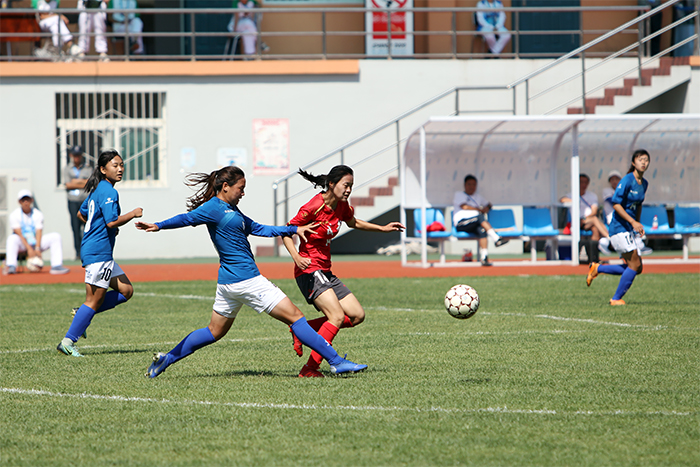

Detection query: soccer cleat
(57, 339), (83, 357)
(50, 266), (70, 275)
(481, 256), (493, 267)
(598, 240), (612, 256)
(639, 246), (653, 256)
(298, 365), (324, 378)
(70, 307), (87, 339)
(586, 262), (599, 287)
(495, 238), (509, 247)
(610, 299), (626, 306)
(145, 352), (170, 379)
(289, 327), (303, 357)
(6, 266), (16, 275)
(329, 355), (367, 376)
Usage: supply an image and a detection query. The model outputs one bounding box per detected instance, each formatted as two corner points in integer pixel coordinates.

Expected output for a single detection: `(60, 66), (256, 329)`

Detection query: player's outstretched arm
(135, 221), (160, 232)
(282, 235), (311, 271)
(107, 208), (144, 229)
(295, 222), (318, 242)
(348, 218), (405, 233)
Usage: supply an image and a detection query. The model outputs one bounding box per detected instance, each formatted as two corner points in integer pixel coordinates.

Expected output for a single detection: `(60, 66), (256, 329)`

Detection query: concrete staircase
(567, 56), (693, 114)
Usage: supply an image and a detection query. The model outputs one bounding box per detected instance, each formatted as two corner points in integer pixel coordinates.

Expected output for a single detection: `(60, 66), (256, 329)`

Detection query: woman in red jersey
(283, 165), (404, 377)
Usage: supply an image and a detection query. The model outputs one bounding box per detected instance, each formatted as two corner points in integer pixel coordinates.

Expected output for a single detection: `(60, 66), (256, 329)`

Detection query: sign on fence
(365, 0), (413, 56)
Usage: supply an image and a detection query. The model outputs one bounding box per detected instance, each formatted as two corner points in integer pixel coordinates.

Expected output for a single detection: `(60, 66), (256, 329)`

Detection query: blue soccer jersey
(155, 197), (297, 284)
(608, 172), (648, 236)
(79, 180), (121, 266)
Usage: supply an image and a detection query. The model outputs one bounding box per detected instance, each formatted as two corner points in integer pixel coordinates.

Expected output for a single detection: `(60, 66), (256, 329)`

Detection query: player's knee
(636, 264), (643, 275)
(121, 286), (134, 301)
(351, 312), (365, 326)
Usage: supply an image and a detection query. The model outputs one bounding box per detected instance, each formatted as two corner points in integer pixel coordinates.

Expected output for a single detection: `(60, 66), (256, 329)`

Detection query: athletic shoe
(70, 307), (87, 339)
(298, 365), (324, 378)
(6, 266), (16, 275)
(586, 262), (599, 287)
(50, 266), (70, 275)
(329, 355), (367, 376)
(495, 238), (509, 247)
(289, 327), (303, 357)
(57, 339), (83, 357)
(610, 299), (626, 306)
(598, 239), (612, 256)
(99, 52), (110, 62)
(640, 246), (653, 256)
(481, 257), (493, 267)
(69, 44), (84, 58)
(145, 352), (169, 379)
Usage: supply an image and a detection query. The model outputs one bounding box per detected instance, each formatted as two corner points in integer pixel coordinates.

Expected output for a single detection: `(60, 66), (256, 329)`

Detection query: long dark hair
(298, 165), (354, 191)
(84, 149), (122, 193)
(185, 166), (245, 211)
(628, 149), (650, 174)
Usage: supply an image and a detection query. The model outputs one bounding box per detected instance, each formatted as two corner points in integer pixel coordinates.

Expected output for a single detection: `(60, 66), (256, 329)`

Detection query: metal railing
(507, 0), (699, 115)
(0, 4), (665, 61)
(271, 85), (514, 234)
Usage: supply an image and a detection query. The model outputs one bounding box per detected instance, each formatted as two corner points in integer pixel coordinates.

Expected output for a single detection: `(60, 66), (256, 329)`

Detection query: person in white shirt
(452, 174), (508, 266)
(110, 0), (144, 55)
(5, 190), (69, 275)
(560, 173), (612, 258)
(475, 0), (511, 56)
(77, 0), (109, 61)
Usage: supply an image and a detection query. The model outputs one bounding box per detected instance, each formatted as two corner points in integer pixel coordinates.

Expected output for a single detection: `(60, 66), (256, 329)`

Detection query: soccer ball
(444, 284), (479, 319)
(26, 256), (44, 272)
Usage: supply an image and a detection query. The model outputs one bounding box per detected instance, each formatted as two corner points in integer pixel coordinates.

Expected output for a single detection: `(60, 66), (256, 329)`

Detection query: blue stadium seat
(487, 208), (523, 239)
(413, 208), (451, 239)
(523, 208), (559, 262)
(639, 205), (675, 236)
(674, 206), (700, 261)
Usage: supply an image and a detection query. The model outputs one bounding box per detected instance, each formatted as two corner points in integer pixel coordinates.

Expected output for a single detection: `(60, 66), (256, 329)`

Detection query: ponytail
(84, 149), (121, 193)
(185, 166), (245, 211)
(298, 165), (354, 191)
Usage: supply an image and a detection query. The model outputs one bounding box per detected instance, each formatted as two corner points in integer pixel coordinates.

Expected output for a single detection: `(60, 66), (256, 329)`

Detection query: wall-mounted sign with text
(365, 0), (413, 56)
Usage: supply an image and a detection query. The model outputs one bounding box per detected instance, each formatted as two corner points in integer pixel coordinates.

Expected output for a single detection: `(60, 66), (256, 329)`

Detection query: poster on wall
(365, 0), (413, 56)
(253, 118), (290, 176)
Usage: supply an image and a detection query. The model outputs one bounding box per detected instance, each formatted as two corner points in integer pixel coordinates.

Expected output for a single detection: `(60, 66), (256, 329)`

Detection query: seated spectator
(560, 173), (612, 258)
(453, 174), (508, 267)
(32, 0), (83, 59)
(110, 0), (144, 55)
(227, 0), (264, 56)
(5, 190), (69, 275)
(602, 170), (652, 256)
(78, 0), (109, 61)
(475, 0), (511, 56)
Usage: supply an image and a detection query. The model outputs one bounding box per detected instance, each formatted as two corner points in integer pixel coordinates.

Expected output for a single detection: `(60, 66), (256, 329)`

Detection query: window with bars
(55, 92), (167, 188)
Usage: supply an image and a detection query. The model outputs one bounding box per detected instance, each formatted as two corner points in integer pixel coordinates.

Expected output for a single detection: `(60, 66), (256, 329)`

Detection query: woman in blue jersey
(586, 149), (650, 305)
(57, 149), (143, 357)
(135, 166), (367, 378)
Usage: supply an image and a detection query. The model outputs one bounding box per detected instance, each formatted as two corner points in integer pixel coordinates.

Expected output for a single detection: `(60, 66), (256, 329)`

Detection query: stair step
(351, 196), (374, 206)
(369, 186), (393, 197)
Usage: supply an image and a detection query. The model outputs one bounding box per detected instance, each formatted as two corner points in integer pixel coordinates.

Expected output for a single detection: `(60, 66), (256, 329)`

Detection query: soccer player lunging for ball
(586, 149), (650, 305)
(136, 166), (367, 378)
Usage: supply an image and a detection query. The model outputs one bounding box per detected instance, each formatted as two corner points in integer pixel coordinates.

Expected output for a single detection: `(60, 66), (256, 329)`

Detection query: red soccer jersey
(287, 193), (355, 277)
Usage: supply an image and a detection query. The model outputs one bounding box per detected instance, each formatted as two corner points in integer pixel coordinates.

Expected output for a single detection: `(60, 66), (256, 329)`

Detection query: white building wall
(0, 58), (697, 260)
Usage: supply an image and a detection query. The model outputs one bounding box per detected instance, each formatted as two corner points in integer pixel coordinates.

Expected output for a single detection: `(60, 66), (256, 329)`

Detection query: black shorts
(455, 214), (487, 237)
(296, 270), (352, 310)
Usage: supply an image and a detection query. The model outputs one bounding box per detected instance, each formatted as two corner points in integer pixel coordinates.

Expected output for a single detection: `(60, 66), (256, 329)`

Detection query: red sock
(307, 321), (340, 369)
(307, 316), (327, 332)
(341, 315), (354, 328)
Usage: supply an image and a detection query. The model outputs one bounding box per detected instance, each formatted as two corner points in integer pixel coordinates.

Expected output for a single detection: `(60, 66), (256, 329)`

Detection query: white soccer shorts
(610, 231), (641, 255)
(213, 275), (287, 319)
(84, 260), (124, 289)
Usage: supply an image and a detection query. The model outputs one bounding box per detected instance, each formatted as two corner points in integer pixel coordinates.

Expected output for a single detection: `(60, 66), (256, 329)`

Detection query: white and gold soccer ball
(444, 284), (479, 319)
(26, 256), (44, 273)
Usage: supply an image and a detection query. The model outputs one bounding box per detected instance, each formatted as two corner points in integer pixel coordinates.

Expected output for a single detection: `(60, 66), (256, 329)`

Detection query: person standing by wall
(77, 0), (109, 61)
(64, 145), (93, 260)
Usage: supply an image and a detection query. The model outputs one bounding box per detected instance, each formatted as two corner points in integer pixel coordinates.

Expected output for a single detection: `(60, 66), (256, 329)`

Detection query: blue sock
(612, 267), (637, 300)
(290, 317), (342, 366)
(66, 304), (96, 342)
(598, 264), (627, 275)
(167, 327), (216, 365)
(96, 291), (128, 313)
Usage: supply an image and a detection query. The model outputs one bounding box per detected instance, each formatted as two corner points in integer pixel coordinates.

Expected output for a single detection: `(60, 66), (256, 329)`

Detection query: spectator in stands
(64, 145), (93, 260)
(475, 0), (511, 56)
(602, 170), (652, 256)
(110, 0), (144, 55)
(5, 190), (69, 275)
(77, 0), (109, 61)
(560, 173), (612, 261)
(32, 0), (83, 59)
(227, 0), (265, 56)
(453, 174), (509, 267)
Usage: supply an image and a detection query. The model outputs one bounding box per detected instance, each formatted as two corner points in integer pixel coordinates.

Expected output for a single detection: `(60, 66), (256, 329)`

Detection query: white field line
(1, 387), (693, 417)
(0, 336), (286, 355)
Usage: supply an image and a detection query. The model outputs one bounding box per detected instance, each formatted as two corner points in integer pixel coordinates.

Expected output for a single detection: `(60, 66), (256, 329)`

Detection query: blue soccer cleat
(145, 352), (170, 379)
(57, 339), (83, 357)
(329, 355), (367, 376)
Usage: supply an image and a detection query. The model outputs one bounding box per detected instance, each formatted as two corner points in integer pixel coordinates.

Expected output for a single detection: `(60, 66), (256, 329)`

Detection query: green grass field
(1, 273), (699, 466)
